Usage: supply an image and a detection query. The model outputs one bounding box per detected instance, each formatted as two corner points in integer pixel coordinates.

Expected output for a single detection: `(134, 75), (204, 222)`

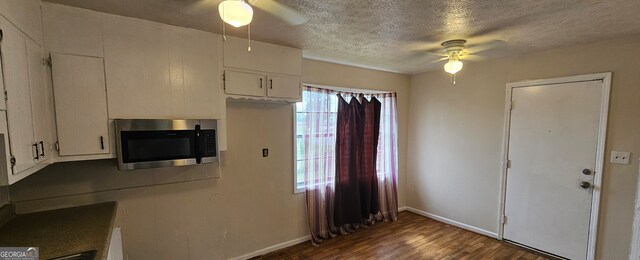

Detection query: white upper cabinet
(224, 70), (302, 102)
(266, 75), (301, 99)
(222, 37), (302, 102)
(0, 16), (52, 184)
(223, 36), (302, 76)
(51, 53), (110, 157)
(26, 37), (54, 163)
(0, 0), (44, 45)
(224, 70), (266, 97)
(103, 15), (223, 120)
(1, 18), (36, 174)
(172, 28), (223, 119)
(42, 3), (103, 57)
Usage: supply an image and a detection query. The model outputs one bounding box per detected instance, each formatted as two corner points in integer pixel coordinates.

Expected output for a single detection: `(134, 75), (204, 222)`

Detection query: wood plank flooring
(256, 211), (549, 260)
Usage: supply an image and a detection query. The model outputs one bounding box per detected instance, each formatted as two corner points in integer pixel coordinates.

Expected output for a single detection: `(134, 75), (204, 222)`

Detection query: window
(294, 89), (338, 192)
(294, 86), (399, 194)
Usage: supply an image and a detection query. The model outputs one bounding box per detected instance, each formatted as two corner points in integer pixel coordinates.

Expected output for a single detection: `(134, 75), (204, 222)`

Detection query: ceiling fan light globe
(444, 60), (463, 74)
(219, 0), (254, 27)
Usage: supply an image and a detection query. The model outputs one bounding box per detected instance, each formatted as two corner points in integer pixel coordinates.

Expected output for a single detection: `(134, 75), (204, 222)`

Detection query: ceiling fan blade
(465, 40), (507, 54)
(460, 55), (485, 61)
(249, 0), (308, 25)
(181, 0), (217, 15)
(428, 56), (449, 64)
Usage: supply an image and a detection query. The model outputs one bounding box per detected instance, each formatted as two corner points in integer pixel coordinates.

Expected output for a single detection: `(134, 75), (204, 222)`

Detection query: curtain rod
(303, 83), (391, 94)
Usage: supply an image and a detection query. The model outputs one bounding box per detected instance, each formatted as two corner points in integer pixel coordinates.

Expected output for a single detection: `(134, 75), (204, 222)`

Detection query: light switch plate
(610, 151), (631, 164)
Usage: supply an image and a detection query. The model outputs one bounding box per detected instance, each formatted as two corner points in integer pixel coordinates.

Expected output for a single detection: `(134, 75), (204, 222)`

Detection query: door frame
(497, 72), (612, 260)
(630, 159), (640, 260)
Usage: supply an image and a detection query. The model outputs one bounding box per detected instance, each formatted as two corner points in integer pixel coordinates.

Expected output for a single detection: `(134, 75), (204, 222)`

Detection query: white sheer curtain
(374, 93), (399, 221)
(299, 87), (338, 245)
(300, 86), (399, 245)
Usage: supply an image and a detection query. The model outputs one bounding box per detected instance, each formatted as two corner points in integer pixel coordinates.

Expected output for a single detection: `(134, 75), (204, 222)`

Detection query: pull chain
(221, 4), (226, 42)
(222, 21), (226, 42)
(247, 23), (251, 52)
(451, 74), (457, 85)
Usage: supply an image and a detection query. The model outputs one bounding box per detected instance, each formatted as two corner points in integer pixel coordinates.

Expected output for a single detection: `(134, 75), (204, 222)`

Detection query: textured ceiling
(43, 0), (640, 74)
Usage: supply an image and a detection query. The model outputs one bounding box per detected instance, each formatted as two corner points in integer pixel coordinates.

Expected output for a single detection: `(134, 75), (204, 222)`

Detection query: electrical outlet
(610, 151), (630, 165)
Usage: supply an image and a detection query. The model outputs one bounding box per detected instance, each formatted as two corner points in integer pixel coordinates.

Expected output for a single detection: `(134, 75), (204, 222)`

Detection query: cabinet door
(51, 54), (110, 156)
(170, 29), (222, 119)
(0, 20), (37, 173)
(103, 17), (172, 119)
(223, 36), (302, 76)
(225, 70), (265, 97)
(266, 75), (301, 99)
(26, 38), (53, 162)
(0, 0), (44, 45)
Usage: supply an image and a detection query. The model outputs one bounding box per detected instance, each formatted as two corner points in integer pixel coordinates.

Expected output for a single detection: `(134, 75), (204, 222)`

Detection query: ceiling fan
(189, 0), (307, 51)
(411, 38), (505, 84)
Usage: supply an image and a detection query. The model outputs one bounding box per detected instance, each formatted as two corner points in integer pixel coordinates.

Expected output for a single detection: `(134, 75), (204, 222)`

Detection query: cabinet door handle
(100, 136), (105, 150)
(259, 78), (263, 88)
(33, 143), (39, 160)
(270, 79), (273, 89)
(39, 141), (45, 157)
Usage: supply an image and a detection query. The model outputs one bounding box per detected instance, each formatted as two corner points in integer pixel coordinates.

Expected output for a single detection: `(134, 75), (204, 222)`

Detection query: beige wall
(8, 59), (410, 259)
(407, 35), (640, 259)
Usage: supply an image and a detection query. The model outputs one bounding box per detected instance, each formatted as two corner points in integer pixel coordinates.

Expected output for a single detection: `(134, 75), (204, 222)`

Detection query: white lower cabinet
(0, 17), (53, 184)
(51, 53), (111, 158)
(224, 70), (301, 102)
(107, 227), (123, 260)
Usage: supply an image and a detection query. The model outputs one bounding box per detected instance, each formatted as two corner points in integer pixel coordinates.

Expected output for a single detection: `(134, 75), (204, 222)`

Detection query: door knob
(580, 181), (591, 189)
(582, 169), (592, 175)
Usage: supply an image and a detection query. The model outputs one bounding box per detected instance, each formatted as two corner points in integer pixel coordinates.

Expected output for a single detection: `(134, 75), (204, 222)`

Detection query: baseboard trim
(398, 206), (409, 212)
(405, 207), (498, 238)
(228, 235), (311, 260)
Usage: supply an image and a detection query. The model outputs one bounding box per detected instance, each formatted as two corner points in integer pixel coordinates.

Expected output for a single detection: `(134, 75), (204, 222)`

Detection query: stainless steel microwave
(115, 119), (218, 170)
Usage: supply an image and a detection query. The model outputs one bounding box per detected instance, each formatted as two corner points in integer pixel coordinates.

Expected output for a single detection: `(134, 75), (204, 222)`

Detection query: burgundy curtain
(334, 95), (382, 227)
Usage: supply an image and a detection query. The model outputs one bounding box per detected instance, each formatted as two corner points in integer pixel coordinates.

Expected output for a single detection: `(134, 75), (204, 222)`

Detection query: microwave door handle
(195, 124), (202, 164)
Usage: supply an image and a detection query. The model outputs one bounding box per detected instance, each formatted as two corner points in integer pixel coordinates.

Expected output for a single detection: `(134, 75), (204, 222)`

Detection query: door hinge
(506, 159), (511, 169)
(222, 72), (226, 90)
(55, 141), (60, 151)
(9, 155), (15, 168)
(0, 29), (3, 42)
(4, 90), (7, 102)
(45, 55), (52, 67)
(509, 102), (513, 111)
(503, 215), (508, 225)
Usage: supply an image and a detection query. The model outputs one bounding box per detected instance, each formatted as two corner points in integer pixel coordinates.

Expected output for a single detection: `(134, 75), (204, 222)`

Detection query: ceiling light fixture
(441, 39), (467, 85)
(444, 54), (463, 74)
(218, 0), (253, 51)
(218, 0), (253, 27)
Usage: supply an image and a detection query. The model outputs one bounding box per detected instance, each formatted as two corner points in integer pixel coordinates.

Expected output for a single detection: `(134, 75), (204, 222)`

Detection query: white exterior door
(503, 80), (604, 259)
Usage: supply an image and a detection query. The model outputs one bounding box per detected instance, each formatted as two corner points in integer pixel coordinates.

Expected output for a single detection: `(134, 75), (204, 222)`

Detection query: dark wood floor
(257, 211), (549, 260)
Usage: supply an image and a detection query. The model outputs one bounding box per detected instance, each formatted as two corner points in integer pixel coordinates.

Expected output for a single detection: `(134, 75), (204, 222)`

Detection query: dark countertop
(0, 202), (117, 260)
